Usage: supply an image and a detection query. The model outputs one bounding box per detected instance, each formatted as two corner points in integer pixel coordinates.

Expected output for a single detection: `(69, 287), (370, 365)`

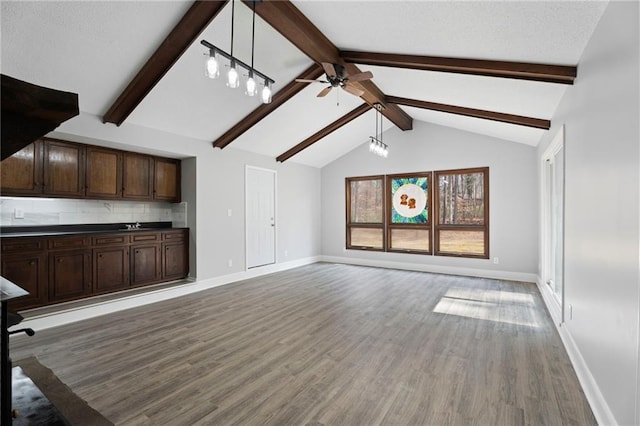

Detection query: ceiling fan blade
(295, 79), (327, 83)
(322, 62), (337, 78)
(317, 86), (333, 97)
(343, 83), (365, 97)
(347, 71), (373, 82)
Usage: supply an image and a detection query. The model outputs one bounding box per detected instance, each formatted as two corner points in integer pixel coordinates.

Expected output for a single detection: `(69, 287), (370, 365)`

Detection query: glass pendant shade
(261, 81), (272, 104)
(206, 50), (219, 78)
(227, 63), (239, 88)
(246, 72), (257, 96)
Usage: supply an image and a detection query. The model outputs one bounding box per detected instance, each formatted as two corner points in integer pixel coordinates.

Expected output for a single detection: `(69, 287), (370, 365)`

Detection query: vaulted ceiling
(1, 1), (608, 167)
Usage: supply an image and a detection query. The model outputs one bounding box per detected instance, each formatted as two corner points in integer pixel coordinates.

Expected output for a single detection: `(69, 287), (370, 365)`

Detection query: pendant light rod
(230, 0), (235, 57)
(200, 39), (275, 84)
(250, 0), (255, 70)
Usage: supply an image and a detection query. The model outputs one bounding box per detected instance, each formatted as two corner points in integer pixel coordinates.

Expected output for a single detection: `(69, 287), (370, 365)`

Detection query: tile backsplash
(0, 197), (187, 228)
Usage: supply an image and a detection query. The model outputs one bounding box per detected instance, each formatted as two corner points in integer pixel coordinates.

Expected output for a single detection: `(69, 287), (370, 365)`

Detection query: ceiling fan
(296, 63), (373, 98)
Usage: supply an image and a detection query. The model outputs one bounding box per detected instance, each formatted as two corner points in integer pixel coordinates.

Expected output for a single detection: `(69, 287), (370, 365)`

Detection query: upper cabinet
(0, 139), (43, 195)
(154, 158), (181, 202)
(86, 146), (122, 199)
(123, 152), (154, 200)
(0, 138), (181, 203)
(43, 139), (85, 198)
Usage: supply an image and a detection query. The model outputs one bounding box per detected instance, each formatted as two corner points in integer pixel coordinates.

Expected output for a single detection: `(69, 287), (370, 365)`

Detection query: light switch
(14, 208), (24, 219)
(227, 209), (232, 217)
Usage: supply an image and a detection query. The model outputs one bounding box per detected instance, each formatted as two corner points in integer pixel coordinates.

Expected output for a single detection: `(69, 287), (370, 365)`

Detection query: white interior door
(246, 166), (276, 269)
(542, 127), (565, 316)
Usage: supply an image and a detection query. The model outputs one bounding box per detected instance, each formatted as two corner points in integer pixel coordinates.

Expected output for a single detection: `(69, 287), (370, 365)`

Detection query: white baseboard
(320, 255), (538, 283)
(535, 278), (618, 426)
(13, 256), (320, 333)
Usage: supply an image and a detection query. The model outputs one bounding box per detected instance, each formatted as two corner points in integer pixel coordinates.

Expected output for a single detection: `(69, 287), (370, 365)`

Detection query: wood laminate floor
(10, 263), (596, 425)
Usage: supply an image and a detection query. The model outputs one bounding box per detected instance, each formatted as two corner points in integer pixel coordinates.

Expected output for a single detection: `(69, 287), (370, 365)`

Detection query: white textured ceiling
(1, 1), (609, 168)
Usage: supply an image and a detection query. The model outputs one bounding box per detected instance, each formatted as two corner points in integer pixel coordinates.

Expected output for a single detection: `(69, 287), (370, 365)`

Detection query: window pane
(390, 176), (429, 224)
(390, 228), (430, 251)
(438, 230), (485, 255)
(438, 172), (484, 225)
(350, 227), (383, 248)
(350, 179), (383, 223)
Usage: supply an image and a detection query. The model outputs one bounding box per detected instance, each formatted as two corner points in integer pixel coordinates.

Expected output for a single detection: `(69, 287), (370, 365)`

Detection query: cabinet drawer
(2, 237), (46, 253)
(130, 233), (160, 243)
(93, 234), (128, 246)
(48, 236), (90, 250)
(162, 230), (186, 242)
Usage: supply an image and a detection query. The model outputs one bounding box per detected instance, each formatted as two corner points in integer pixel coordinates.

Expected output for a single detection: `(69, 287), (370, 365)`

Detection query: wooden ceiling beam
(249, 0), (413, 132)
(1, 74), (79, 160)
(103, 1), (228, 126)
(277, 103), (371, 163)
(213, 63), (324, 149)
(341, 51), (577, 85)
(386, 95), (550, 129)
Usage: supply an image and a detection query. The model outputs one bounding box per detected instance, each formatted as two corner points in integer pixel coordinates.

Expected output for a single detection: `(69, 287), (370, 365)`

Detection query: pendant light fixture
(201, 0), (274, 103)
(369, 103), (389, 158)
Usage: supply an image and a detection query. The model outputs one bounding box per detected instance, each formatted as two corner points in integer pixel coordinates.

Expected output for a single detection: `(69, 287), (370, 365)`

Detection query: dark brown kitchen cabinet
(154, 157), (181, 202)
(42, 138), (86, 198)
(123, 152), (154, 200)
(0, 229), (188, 311)
(1, 252), (48, 311)
(94, 246), (130, 293)
(0, 140), (43, 195)
(131, 244), (161, 286)
(1, 138), (181, 202)
(48, 248), (92, 302)
(86, 146), (122, 199)
(162, 230), (188, 280)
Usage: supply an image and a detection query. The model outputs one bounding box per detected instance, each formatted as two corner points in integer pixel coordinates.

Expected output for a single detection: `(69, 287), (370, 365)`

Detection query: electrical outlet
(228, 259), (233, 267)
(493, 257), (499, 264)
(284, 250), (288, 257)
(227, 209), (232, 217)
(14, 208), (24, 219)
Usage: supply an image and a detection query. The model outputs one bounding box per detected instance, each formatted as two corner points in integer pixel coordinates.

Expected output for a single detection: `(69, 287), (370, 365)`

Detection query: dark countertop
(0, 222), (186, 238)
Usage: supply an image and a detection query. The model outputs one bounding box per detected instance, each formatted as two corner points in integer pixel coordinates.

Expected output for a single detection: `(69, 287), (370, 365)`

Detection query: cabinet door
(1, 252), (48, 310)
(0, 140), (43, 195)
(123, 152), (154, 200)
(43, 138), (85, 197)
(49, 249), (92, 302)
(162, 242), (188, 280)
(131, 244), (161, 286)
(154, 157), (180, 202)
(86, 146), (122, 199)
(94, 246), (130, 293)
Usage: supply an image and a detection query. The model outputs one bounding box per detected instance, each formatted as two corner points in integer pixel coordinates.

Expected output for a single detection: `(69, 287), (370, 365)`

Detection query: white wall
(321, 120), (538, 281)
(536, 2), (639, 424)
(49, 111), (322, 281)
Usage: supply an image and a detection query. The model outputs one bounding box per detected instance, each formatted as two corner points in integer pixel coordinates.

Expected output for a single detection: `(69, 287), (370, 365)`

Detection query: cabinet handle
(136, 250), (139, 254)
(58, 259), (63, 263)
(99, 254), (103, 258)
(29, 261), (35, 265)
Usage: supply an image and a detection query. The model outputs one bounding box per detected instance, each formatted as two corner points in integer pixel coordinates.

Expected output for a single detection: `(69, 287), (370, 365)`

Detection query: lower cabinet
(162, 242), (188, 280)
(48, 249), (93, 302)
(131, 244), (161, 286)
(1, 229), (188, 310)
(94, 246), (130, 293)
(2, 252), (48, 311)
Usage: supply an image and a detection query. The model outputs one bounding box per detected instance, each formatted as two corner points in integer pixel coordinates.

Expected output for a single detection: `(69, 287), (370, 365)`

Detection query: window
(387, 173), (432, 253)
(346, 176), (385, 250)
(346, 167), (489, 259)
(434, 168), (489, 258)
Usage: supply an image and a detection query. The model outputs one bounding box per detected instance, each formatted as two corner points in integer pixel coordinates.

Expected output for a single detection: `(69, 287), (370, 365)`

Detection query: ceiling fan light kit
(296, 62), (372, 99)
(201, 0), (274, 104)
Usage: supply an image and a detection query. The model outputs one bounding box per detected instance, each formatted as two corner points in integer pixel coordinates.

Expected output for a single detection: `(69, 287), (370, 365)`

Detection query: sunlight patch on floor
(433, 287), (540, 328)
